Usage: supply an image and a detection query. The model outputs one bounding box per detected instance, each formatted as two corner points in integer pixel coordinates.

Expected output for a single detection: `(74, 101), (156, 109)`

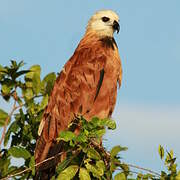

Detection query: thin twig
(0, 101), (16, 149)
(90, 140), (161, 178)
(0, 123), (161, 179)
(0, 149), (80, 180)
(0, 88), (26, 149)
(0, 101), (25, 149)
(126, 163), (161, 177)
(90, 139), (110, 167)
(117, 168), (161, 179)
(0, 150), (71, 180)
(117, 168), (142, 176)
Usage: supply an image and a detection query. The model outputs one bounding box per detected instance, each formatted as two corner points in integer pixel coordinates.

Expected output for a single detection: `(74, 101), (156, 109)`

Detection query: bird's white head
(86, 10), (120, 37)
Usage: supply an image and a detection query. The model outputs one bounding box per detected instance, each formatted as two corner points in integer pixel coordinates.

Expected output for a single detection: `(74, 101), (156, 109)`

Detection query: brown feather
(35, 32), (122, 176)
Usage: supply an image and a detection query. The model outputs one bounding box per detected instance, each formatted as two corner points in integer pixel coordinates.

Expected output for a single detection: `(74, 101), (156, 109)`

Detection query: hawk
(35, 9), (122, 178)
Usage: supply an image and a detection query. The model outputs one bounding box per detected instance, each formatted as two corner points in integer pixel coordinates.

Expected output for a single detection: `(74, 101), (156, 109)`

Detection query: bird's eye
(102, 16), (110, 22)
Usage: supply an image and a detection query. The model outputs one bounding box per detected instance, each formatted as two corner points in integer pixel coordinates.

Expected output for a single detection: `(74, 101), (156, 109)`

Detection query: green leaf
(160, 171), (167, 178)
(32, 72), (41, 94)
(39, 94), (48, 111)
(96, 160), (105, 169)
(110, 158), (117, 172)
(96, 160), (105, 175)
(158, 145), (164, 160)
(176, 171), (180, 180)
(79, 168), (91, 180)
(75, 133), (87, 143)
(57, 165), (79, 180)
(95, 129), (106, 137)
(25, 65), (41, 80)
(110, 145), (127, 158)
(7, 166), (18, 175)
(169, 163), (177, 174)
(58, 131), (76, 142)
(23, 88), (33, 100)
(104, 118), (116, 130)
(29, 156), (35, 175)
(87, 148), (101, 160)
(119, 163), (129, 176)
(165, 150), (176, 166)
(91, 117), (100, 125)
(4, 121), (19, 146)
(1, 83), (13, 95)
(25, 80), (33, 88)
(0, 64), (7, 73)
(9, 146), (31, 159)
(143, 174), (153, 179)
(14, 70), (30, 79)
(11, 60), (18, 69)
(169, 149), (174, 159)
(0, 109), (9, 127)
(0, 156), (10, 177)
(24, 65), (41, 96)
(0, 65), (7, 80)
(17, 61), (24, 68)
(114, 172), (126, 180)
(43, 72), (56, 83)
(137, 173), (143, 179)
(51, 176), (56, 180)
(56, 157), (72, 174)
(85, 162), (101, 178)
(91, 117), (116, 130)
(42, 72), (56, 95)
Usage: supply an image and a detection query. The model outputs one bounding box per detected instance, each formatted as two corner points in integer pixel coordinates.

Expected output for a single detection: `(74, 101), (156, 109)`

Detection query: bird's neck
(76, 31), (117, 51)
(99, 36), (117, 50)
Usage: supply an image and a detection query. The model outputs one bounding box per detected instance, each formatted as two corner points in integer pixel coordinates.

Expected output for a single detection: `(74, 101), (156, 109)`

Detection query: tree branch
(0, 151), (64, 180)
(90, 139), (161, 178)
(0, 101), (24, 149)
(0, 148), (78, 180)
(0, 101), (16, 149)
(126, 163), (161, 177)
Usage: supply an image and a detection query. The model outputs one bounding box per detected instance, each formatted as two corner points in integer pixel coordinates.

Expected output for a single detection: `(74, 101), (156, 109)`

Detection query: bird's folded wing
(35, 47), (107, 164)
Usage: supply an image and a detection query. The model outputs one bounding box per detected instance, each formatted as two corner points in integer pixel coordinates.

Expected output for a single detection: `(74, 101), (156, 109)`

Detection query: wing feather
(35, 45), (107, 164)
(35, 35), (122, 175)
(94, 69), (104, 102)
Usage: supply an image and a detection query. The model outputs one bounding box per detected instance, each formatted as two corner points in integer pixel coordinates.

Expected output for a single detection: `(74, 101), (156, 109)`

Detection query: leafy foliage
(0, 61), (179, 180)
(0, 109), (9, 127)
(158, 145), (179, 179)
(55, 116), (128, 180)
(0, 61), (56, 179)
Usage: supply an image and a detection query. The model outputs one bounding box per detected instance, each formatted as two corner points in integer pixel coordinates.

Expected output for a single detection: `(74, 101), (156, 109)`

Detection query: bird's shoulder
(54, 35), (121, 89)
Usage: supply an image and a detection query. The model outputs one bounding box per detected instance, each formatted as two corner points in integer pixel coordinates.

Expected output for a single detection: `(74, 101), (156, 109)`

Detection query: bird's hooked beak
(113, 20), (120, 34)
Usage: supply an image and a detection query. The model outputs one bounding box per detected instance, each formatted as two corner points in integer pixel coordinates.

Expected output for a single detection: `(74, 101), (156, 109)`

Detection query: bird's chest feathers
(103, 51), (120, 79)
(104, 56), (120, 85)
(99, 36), (120, 73)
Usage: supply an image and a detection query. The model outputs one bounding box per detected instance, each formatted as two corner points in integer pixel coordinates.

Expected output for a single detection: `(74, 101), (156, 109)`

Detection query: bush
(0, 61), (179, 179)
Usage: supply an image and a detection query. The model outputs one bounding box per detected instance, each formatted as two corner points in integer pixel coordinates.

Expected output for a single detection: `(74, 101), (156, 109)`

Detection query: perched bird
(35, 9), (122, 179)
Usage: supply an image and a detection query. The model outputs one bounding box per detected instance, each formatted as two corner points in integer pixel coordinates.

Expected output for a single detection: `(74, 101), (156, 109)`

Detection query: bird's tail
(35, 135), (52, 167)
(34, 135), (64, 179)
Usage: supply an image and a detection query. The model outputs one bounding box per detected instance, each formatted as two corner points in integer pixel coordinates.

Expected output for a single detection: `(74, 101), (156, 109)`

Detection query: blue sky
(0, 0), (180, 174)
